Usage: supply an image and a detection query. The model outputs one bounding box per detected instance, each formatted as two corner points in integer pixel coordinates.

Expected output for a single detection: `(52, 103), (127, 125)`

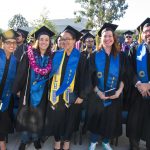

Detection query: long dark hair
(98, 32), (120, 57)
(33, 35), (52, 58)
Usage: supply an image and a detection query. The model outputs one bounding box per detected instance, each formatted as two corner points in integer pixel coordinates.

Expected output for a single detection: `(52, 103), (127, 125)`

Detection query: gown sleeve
(12, 53), (29, 94)
(74, 52), (89, 99)
(128, 47), (139, 85)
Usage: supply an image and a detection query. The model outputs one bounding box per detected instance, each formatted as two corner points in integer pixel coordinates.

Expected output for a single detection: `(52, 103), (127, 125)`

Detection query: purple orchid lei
(27, 45), (52, 76)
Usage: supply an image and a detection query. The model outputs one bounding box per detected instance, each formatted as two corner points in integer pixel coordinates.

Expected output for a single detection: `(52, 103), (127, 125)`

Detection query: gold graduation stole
(49, 51), (76, 106)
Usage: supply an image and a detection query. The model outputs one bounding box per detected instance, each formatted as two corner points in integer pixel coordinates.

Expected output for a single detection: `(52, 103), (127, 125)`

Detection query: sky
(0, 0), (149, 30)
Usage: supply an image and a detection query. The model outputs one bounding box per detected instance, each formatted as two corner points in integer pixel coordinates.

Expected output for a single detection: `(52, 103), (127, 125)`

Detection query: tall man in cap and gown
(14, 29), (29, 62)
(126, 18), (150, 150)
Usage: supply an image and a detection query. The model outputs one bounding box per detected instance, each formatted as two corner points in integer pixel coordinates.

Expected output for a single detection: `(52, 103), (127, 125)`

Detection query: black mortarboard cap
(1, 29), (19, 41)
(17, 28), (29, 39)
(63, 25), (83, 41)
(80, 29), (91, 34)
(81, 32), (95, 42)
(137, 17), (150, 32)
(123, 30), (134, 36)
(31, 25), (55, 39)
(98, 23), (118, 37)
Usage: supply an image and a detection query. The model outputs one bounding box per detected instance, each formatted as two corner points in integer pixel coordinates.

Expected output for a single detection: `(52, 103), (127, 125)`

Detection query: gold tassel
(80, 40), (84, 52)
(32, 39), (38, 49)
(138, 26), (142, 44)
(96, 33), (100, 50)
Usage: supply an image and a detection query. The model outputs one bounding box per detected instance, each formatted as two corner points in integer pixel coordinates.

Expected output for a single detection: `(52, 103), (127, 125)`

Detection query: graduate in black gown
(12, 25), (55, 150)
(87, 23), (128, 150)
(81, 32), (95, 58)
(0, 29), (18, 150)
(14, 29), (29, 62)
(126, 18), (150, 150)
(121, 31), (135, 114)
(121, 30), (134, 55)
(44, 25), (87, 150)
(55, 33), (65, 51)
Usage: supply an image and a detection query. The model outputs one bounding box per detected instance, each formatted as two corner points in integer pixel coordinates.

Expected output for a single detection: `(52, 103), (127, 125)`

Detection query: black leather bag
(16, 105), (43, 132)
(16, 66), (43, 132)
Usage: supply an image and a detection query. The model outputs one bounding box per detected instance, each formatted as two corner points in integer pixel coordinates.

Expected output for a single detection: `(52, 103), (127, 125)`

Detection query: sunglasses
(125, 36), (132, 38)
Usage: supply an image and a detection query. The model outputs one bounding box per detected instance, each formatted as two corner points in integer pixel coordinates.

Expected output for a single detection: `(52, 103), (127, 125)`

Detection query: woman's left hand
(75, 97), (83, 104)
(109, 89), (122, 100)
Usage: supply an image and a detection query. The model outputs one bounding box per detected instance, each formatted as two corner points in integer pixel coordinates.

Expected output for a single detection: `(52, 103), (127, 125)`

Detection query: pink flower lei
(27, 45), (52, 76)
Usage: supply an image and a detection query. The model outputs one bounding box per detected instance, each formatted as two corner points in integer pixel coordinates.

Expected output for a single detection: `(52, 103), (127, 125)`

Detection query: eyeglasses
(5, 41), (17, 46)
(86, 40), (94, 43)
(143, 30), (150, 34)
(62, 38), (73, 42)
(125, 36), (132, 38)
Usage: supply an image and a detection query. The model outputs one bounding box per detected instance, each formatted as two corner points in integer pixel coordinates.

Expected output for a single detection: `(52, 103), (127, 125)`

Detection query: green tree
(74, 0), (128, 29)
(8, 14), (29, 29)
(30, 8), (57, 35)
(0, 28), (3, 34)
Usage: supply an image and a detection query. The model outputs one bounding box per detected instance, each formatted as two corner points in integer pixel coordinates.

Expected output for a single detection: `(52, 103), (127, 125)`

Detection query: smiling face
(3, 39), (17, 54)
(101, 30), (114, 49)
(142, 25), (150, 44)
(61, 31), (76, 51)
(38, 34), (50, 53)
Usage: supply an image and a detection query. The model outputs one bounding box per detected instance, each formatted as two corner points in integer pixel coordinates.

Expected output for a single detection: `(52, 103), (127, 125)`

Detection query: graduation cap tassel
(96, 33), (100, 50)
(0, 36), (2, 48)
(80, 41), (84, 51)
(138, 26), (142, 44)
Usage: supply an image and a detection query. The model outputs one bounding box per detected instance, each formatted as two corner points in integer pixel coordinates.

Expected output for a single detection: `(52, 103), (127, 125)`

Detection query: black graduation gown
(0, 58), (14, 135)
(14, 44), (27, 62)
(12, 53), (48, 134)
(126, 44), (150, 141)
(87, 51), (127, 139)
(44, 52), (87, 140)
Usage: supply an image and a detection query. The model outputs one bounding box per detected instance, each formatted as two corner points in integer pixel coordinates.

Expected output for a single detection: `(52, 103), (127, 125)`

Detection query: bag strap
(23, 65), (30, 106)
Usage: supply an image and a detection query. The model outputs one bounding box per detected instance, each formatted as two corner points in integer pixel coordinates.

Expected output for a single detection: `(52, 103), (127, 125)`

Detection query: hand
(147, 90), (150, 97)
(75, 97), (83, 104)
(137, 83), (149, 94)
(97, 91), (109, 100)
(17, 92), (20, 97)
(109, 89), (122, 100)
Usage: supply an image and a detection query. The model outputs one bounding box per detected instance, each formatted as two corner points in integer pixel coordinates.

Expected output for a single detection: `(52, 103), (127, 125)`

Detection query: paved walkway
(7, 126), (146, 150)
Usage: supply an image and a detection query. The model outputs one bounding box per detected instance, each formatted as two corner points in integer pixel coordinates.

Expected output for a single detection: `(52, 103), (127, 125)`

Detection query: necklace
(27, 45), (52, 76)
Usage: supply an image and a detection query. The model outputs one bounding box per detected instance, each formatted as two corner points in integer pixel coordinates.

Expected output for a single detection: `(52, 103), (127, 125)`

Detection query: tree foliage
(8, 14), (29, 29)
(0, 28), (3, 34)
(74, 0), (128, 29)
(30, 8), (57, 34)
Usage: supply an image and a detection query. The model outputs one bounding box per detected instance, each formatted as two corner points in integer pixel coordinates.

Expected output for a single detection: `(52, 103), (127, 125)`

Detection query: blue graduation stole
(30, 49), (64, 91)
(136, 44), (149, 83)
(55, 48), (80, 96)
(49, 48), (80, 106)
(95, 49), (120, 107)
(0, 49), (17, 112)
(30, 54), (50, 107)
